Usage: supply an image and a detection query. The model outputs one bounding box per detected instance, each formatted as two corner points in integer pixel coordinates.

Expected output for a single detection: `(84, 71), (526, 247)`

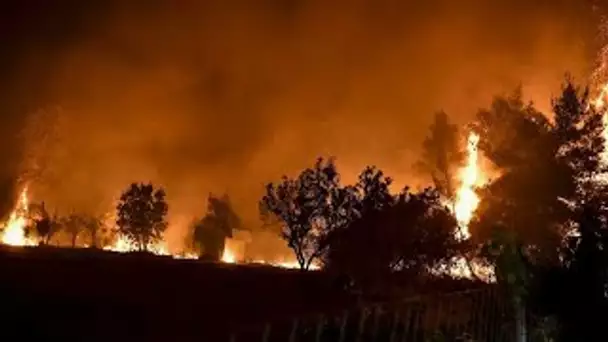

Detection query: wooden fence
(228, 286), (516, 342)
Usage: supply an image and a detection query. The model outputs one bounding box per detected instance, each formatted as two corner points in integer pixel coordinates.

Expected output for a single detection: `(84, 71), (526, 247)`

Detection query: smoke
(0, 0), (601, 251)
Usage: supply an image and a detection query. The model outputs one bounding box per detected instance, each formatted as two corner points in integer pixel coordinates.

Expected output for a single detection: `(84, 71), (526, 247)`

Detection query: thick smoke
(0, 0), (601, 251)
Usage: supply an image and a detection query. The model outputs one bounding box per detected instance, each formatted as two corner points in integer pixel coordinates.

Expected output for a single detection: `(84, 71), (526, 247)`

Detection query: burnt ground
(0, 246), (485, 341)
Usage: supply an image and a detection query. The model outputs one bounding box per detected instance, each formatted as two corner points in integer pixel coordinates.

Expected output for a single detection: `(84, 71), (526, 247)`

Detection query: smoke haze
(0, 0), (602, 251)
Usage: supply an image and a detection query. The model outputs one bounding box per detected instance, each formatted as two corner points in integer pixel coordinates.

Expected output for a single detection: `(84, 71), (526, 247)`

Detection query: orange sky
(0, 0), (603, 250)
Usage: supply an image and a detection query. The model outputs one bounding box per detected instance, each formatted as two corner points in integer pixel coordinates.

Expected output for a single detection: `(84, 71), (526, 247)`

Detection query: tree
(81, 214), (103, 248)
(414, 111), (465, 204)
(326, 187), (461, 292)
(61, 212), (83, 248)
(192, 194), (241, 261)
(29, 202), (59, 245)
(260, 157), (349, 270)
(469, 81), (608, 340)
(115, 183), (168, 252)
(470, 87), (576, 263)
(354, 166), (394, 214)
(528, 201), (608, 341)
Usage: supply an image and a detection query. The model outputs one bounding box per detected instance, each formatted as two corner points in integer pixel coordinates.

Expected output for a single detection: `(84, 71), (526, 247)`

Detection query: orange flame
(0, 186), (37, 246)
(454, 132), (481, 240)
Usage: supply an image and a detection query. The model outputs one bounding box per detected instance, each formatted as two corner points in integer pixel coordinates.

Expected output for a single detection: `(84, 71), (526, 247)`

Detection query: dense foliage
(115, 183), (168, 252)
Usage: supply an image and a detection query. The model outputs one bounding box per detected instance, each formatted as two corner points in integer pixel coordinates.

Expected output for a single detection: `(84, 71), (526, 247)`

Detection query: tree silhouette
(260, 157), (350, 270)
(354, 166), (394, 214)
(414, 111), (465, 204)
(469, 81), (608, 339)
(327, 187), (461, 292)
(81, 214), (103, 248)
(61, 212), (83, 248)
(30, 202), (59, 245)
(527, 200), (608, 341)
(192, 194), (241, 261)
(470, 87), (575, 263)
(115, 183), (168, 252)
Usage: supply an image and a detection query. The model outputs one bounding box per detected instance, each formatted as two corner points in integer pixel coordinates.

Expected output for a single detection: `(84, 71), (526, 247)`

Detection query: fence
(228, 286), (516, 342)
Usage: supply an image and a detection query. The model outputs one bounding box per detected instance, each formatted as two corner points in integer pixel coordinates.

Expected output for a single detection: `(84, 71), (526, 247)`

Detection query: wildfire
(0, 186), (37, 246)
(592, 82), (608, 168)
(102, 234), (172, 256)
(221, 247), (236, 263)
(454, 132), (481, 240)
(0, 186), (306, 269)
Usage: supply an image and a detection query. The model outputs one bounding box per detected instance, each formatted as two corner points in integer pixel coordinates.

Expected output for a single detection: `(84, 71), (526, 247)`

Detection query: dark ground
(0, 246), (483, 341)
(0, 246), (355, 341)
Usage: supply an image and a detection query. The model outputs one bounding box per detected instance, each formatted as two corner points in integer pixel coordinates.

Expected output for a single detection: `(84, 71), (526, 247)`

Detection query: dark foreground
(0, 246), (355, 341)
(0, 246), (487, 341)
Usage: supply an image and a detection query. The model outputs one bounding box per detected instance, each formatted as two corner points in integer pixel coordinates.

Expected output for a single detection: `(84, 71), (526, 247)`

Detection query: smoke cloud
(0, 0), (601, 251)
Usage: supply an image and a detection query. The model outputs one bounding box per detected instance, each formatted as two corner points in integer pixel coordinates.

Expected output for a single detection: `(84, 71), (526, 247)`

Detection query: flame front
(454, 132), (481, 240)
(0, 187), (36, 246)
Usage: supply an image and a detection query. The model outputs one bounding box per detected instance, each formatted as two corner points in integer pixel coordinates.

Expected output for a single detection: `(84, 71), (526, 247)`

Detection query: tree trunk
(90, 230), (97, 248)
(71, 233), (77, 248)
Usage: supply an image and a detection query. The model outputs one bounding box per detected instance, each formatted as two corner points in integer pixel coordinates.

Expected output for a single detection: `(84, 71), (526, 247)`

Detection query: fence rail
(228, 286), (515, 342)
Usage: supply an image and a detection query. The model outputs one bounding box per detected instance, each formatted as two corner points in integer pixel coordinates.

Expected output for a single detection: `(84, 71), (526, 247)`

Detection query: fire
(102, 234), (171, 256)
(436, 132), (495, 281)
(454, 132), (481, 240)
(592, 82), (608, 167)
(590, 32), (608, 167)
(221, 247), (236, 263)
(0, 186), (37, 246)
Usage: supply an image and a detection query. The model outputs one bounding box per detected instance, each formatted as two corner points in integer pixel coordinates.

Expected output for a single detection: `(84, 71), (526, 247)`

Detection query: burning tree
(192, 194), (241, 261)
(115, 183), (168, 252)
(61, 212), (84, 248)
(29, 202), (60, 245)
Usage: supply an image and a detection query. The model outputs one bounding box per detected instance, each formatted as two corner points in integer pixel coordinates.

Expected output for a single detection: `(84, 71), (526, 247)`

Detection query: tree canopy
(115, 183), (168, 252)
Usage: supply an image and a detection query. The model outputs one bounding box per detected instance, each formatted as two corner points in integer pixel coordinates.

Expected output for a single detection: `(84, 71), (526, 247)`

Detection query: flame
(590, 30), (608, 168)
(0, 186), (37, 246)
(221, 247), (236, 263)
(592, 82), (608, 169)
(436, 132), (495, 281)
(454, 132), (481, 240)
(103, 234), (172, 255)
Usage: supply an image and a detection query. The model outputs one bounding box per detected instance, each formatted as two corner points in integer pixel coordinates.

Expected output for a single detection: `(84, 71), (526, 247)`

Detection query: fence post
(400, 305), (412, 342)
(288, 318), (299, 342)
(314, 314), (325, 342)
(355, 307), (368, 342)
(370, 305), (381, 341)
(475, 289), (487, 340)
(338, 310), (349, 342)
(389, 309), (400, 342)
(433, 297), (444, 338)
(514, 298), (526, 342)
(261, 323), (271, 342)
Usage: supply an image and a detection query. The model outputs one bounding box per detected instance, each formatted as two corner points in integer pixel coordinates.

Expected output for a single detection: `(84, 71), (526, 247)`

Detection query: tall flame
(0, 186), (36, 246)
(592, 84), (608, 167)
(454, 132), (481, 240)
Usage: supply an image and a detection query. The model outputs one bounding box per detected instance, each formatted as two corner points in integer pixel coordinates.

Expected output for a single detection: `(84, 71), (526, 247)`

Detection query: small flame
(103, 234), (171, 255)
(221, 248), (236, 263)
